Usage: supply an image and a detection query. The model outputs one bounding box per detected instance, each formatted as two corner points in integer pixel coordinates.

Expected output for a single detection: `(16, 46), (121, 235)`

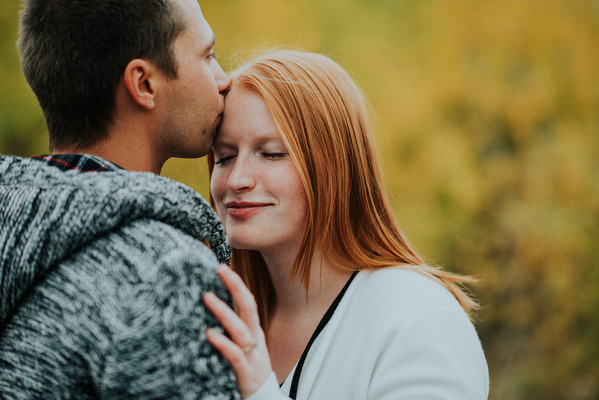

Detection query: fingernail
(204, 291), (215, 301)
(217, 264), (231, 275)
(219, 263), (230, 270)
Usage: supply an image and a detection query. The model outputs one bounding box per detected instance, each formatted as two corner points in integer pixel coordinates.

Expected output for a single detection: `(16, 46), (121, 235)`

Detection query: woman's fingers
(206, 327), (270, 398)
(205, 327), (249, 369)
(204, 265), (274, 398)
(216, 265), (262, 333)
(204, 291), (254, 350)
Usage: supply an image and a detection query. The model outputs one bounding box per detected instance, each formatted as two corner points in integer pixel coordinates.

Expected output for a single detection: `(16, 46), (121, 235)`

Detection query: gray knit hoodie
(0, 155), (240, 399)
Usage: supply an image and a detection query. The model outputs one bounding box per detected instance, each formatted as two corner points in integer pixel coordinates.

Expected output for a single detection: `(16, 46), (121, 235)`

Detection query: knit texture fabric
(0, 155), (240, 399)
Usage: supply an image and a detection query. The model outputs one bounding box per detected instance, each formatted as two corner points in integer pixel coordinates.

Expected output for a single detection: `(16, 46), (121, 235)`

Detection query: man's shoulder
(0, 216), (237, 400)
(0, 155), (229, 328)
(1, 154), (229, 264)
(93, 218), (222, 279)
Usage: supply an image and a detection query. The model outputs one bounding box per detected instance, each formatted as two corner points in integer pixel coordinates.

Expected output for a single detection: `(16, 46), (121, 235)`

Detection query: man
(0, 0), (238, 398)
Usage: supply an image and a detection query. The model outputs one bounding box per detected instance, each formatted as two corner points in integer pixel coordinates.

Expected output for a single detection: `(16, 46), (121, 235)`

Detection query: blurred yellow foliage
(1, 0), (598, 398)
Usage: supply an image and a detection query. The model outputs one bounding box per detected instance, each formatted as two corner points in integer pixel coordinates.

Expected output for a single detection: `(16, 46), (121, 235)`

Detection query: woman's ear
(123, 59), (158, 110)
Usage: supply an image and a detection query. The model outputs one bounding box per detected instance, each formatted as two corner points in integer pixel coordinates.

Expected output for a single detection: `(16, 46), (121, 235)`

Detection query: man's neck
(54, 136), (166, 175)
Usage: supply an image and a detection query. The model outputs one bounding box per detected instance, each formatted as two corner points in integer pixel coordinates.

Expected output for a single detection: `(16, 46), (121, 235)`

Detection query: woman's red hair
(208, 50), (478, 330)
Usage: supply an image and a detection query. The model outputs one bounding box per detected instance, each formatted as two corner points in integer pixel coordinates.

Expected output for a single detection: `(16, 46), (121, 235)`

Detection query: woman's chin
(228, 239), (259, 252)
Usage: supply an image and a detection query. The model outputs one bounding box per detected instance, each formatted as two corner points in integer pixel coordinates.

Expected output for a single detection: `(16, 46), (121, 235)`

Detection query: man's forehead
(173, 0), (205, 27)
(174, 0), (216, 47)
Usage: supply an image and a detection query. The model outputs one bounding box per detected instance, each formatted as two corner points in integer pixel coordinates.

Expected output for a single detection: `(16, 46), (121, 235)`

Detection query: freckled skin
(211, 86), (309, 255)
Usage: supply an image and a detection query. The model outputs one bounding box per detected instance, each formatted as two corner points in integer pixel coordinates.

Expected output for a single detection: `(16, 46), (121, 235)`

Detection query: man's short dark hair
(17, 0), (186, 150)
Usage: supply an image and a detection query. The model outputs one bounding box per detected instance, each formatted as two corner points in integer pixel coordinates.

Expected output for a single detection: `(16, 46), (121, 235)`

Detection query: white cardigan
(247, 267), (489, 400)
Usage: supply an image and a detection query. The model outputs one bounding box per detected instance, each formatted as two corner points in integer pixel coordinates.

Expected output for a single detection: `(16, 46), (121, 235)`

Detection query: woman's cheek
(210, 171), (226, 216)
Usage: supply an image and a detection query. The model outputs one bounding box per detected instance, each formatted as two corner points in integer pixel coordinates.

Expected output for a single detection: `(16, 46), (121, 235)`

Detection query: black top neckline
(284, 271), (359, 399)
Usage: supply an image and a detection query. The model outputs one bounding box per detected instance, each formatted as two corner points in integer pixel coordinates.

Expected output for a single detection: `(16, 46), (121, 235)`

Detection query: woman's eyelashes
(261, 152), (288, 160)
(214, 154), (235, 165)
(214, 150), (288, 165)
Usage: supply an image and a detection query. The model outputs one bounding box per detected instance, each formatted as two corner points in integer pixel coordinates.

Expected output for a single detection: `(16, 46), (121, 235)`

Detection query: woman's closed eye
(262, 152), (288, 160)
(214, 154), (236, 165)
(214, 151), (288, 165)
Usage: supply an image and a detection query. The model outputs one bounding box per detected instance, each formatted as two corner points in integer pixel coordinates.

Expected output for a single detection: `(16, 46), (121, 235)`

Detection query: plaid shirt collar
(32, 154), (124, 172)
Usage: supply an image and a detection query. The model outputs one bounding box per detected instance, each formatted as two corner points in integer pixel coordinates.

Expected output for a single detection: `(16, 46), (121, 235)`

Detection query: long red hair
(208, 50), (478, 330)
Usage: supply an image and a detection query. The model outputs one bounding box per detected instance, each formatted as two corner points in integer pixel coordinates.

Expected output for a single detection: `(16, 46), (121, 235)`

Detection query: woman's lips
(225, 201), (271, 220)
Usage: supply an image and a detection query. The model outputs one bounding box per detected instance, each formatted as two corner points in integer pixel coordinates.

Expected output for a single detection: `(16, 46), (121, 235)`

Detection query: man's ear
(123, 59), (160, 110)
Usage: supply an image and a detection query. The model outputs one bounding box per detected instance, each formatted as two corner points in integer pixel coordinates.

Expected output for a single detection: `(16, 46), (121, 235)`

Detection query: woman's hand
(204, 264), (273, 399)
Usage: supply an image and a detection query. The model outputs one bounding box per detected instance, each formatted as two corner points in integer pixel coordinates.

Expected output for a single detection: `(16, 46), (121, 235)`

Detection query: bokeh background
(1, 0), (598, 398)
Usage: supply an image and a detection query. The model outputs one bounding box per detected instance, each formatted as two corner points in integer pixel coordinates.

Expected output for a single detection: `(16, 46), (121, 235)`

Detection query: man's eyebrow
(203, 34), (216, 53)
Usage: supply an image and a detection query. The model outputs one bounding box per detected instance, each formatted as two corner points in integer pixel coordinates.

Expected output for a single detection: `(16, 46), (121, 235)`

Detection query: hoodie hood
(0, 155), (230, 327)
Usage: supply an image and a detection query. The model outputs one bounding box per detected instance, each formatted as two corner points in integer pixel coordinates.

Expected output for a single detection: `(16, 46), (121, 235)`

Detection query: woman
(204, 50), (489, 399)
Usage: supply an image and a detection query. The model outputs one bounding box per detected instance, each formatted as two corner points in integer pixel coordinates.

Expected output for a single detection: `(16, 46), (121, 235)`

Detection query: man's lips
(225, 201), (271, 220)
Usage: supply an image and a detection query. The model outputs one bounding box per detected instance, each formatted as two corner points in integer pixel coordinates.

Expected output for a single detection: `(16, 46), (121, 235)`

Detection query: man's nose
(213, 61), (231, 94)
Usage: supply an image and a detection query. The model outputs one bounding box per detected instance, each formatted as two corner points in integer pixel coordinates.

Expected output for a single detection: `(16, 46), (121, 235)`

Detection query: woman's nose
(227, 157), (256, 191)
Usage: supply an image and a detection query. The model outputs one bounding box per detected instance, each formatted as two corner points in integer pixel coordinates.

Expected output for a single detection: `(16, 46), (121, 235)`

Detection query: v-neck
(279, 271), (359, 399)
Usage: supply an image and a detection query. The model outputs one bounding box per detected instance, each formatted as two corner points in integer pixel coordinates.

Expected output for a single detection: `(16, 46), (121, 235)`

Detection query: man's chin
(174, 137), (214, 159)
